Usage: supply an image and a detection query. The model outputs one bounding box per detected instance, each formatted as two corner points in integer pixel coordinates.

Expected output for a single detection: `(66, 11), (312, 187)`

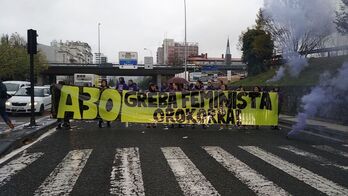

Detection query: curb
(0, 118), (57, 158)
(279, 119), (348, 143)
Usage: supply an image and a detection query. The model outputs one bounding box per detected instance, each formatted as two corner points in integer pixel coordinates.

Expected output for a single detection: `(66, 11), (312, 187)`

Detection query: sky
(0, 0), (263, 63)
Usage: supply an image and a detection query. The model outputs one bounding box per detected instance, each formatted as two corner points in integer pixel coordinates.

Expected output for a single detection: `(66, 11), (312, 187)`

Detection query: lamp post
(98, 22), (101, 66)
(184, 0), (188, 80)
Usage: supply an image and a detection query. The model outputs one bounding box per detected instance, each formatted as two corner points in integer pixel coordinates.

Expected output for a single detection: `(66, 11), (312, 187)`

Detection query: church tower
(225, 38), (232, 66)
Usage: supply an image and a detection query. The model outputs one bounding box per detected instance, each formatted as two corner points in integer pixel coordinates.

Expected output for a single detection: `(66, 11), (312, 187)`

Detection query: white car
(6, 86), (51, 115)
(3, 81), (30, 95)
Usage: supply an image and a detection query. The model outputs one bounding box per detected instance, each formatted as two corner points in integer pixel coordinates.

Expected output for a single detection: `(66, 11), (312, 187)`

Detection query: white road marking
(279, 145), (348, 170)
(34, 149), (92, 196)
(312, 145), (348, 158)
(161, 147), (220, 196)
(110, 147), (145, 196)
(0, 128), (57, 165)
(240, 146), (348, 196)
(343, 144), (348, 148)
(0, 152), (43, 186)
(203, 146), (289, 196)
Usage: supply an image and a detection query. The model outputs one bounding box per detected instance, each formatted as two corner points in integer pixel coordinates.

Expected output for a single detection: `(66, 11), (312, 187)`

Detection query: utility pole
(98, 23), (101, 66)
(27, 29), (37, 127)
(184, 0), (188, 80)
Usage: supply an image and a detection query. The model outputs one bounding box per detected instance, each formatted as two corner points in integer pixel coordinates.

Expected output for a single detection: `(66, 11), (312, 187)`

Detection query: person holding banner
(0, 80), (14, 130)
(191, 80), (207, 129)
(99, 79), (111, 128)
(146, 83), (158, 128)
(127, 80), (139, 91)
(218, 82), (228, 130)
(116, 77), (128, 92)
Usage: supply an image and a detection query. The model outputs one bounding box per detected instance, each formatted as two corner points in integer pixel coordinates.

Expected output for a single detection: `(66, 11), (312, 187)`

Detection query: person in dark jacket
(147, 83), (158, 128)
(99, 79), (111, 128)
(0, 80), (14, 130)
(116, 77), (128, 91)
(206, 80), (215, 90)
(127, 80), (139, 91)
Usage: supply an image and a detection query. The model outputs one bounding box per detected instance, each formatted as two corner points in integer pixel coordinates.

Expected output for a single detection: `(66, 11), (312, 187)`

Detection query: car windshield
(15, 88), (44, 97)
(4, 83), (20, 91)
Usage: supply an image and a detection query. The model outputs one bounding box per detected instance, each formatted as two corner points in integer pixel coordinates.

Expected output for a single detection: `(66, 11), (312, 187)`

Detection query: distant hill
(231, 55), (348, 87)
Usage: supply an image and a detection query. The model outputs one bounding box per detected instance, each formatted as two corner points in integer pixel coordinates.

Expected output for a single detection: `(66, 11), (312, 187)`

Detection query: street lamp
(184, 0), (188, 80)
(98, 22), (101, 66)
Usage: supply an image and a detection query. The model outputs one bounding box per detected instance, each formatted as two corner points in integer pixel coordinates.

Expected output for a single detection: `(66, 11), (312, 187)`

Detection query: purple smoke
(288, 62), (348, 136)
(263, 0), (336, 81)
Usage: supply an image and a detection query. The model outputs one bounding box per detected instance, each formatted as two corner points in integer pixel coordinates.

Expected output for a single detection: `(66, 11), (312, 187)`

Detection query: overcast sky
(0, 0), (263, 63)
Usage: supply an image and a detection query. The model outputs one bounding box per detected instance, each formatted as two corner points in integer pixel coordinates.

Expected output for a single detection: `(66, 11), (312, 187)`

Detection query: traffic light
(27, 29), (37, 54)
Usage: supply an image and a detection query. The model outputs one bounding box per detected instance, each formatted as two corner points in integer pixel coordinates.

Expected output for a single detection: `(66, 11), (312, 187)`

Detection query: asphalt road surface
(0, 121), (347, 196)
(0, 112), (50, 131)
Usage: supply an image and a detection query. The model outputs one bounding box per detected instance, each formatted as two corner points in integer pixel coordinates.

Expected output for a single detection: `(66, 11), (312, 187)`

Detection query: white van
(3, 81), (31, 95)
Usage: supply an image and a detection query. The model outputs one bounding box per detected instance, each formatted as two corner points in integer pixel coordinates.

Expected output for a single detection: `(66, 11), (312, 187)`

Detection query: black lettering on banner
(237, 92), (247, 109)
(218, 91), (228, 108)
(190, 91), (200, 108)
(197, 109), (207, 124)
(236, 109), (242, 125)
(217, 107), (226, 124)
(168, 92), (178, 108)
(249, 92), (261, 109)
(158, 92), (168, 108)
(208, 109), (217, 124)
(226, 108), (235, 124)
(125, 91), (137, 107)
(181, 92), (190, 108)
(153, 108), (164, 123)
(137, 92), (147, 107)
(260, 92), (272, 110)
(166, 108), (176, 123)
(200, 91), (214, 108)
(227, 91), (237, 109)
(213, 91), (220, 108)
(185, 108), (197, 124)
(175, 109), (185, 123)
(147, 92), (157, 108)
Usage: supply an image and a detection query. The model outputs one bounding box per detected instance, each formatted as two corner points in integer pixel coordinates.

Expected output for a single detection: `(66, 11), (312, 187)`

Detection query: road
(0, 112), (50, 131)
(0, 121), (347, 195)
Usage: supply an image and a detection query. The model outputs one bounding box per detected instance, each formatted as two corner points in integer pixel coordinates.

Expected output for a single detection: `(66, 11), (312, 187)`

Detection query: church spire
(225, 37), (232, 66)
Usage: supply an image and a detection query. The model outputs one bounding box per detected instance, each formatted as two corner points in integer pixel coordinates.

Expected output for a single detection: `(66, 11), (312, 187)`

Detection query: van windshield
(4, 83), (20, 91)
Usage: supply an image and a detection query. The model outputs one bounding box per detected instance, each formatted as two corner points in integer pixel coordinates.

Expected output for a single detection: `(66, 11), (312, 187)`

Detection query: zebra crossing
(0, 144), (347, 195)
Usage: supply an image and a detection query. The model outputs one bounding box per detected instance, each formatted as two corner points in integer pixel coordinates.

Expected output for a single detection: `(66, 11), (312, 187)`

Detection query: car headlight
(28, 102), (38, 106)
(5, 101), (11, 106)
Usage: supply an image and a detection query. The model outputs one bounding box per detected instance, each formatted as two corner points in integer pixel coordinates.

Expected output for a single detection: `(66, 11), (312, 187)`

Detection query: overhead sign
(119, 52), (138, 65)
(144, 57), (153, 69)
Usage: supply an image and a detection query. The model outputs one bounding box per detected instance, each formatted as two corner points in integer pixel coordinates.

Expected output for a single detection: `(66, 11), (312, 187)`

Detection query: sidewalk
(0, 116), (57, 157)
(279, 114), (348, 142)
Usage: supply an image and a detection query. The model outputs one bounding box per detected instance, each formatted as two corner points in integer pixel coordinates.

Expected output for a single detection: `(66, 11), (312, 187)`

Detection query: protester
(252, 86), (262, 130)
(161, 83), (168, 92)
(218, 82), (228, 130)
(116, 77), (128, 91)
(206, 80), (215, 90)
(271, 87), (282, 130)
(99, 79), (111, 128)
(127, 79), (139, 91)
(147, 83), (158, 128)
(0, 80), (14, 130)
(52, 81), (70, 129)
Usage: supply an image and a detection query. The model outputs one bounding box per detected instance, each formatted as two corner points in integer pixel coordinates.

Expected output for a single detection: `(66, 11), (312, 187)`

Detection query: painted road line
(110, 147), (145, 196)
(0, 128), (57, 165)
(203, 146), (289, 196)
(34, 149), (92, 196)
(240, 146), (348, 196)
(0, 152), (44, 186)
(312, 145), (348, 158)
(161, 147), (220, 196)
(343, 144), (348, 148)
(279, 146), (348, 170)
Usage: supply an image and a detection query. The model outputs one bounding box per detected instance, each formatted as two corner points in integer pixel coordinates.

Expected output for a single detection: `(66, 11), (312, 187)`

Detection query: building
(95, 53), (108, 64)
(156, 39), (199, 65)
(39, 40), (93, 64)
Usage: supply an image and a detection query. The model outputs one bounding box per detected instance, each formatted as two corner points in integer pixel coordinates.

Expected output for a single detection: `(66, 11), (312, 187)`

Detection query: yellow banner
(53, 85), (278, 125)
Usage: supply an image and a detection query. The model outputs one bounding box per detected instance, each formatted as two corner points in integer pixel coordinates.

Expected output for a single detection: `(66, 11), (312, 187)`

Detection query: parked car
(5, 86), (51, 115)
(3, 81), (30, 95)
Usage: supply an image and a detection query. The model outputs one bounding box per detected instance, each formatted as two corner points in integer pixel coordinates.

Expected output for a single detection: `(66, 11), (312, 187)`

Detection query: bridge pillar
(156, 74), (162, 90)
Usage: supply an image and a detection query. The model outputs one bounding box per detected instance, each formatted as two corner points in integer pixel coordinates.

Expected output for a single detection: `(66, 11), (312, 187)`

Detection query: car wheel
(39, 105), (45, 116)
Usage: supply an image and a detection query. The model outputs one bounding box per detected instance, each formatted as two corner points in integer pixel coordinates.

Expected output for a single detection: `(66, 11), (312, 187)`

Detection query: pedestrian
(128, 79), (139, 91)
(206, 80), (215, 90)
(0, 79), (14, 130)
(116, 77), (128, 92)
(147, 83), (158, 128)
(99, 79), (111, 128)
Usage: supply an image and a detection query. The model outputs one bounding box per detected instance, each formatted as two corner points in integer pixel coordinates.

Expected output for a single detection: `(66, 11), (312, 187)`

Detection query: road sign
(119, 52), (138, 65)
(144, 57), (153, 69)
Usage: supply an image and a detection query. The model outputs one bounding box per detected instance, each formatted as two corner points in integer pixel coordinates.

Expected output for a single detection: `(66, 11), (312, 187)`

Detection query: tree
(335, 0), (348, 34)
(241, 28), (274, 76)
(240, 10), (274, 76)
(0, 33), (48, 81)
